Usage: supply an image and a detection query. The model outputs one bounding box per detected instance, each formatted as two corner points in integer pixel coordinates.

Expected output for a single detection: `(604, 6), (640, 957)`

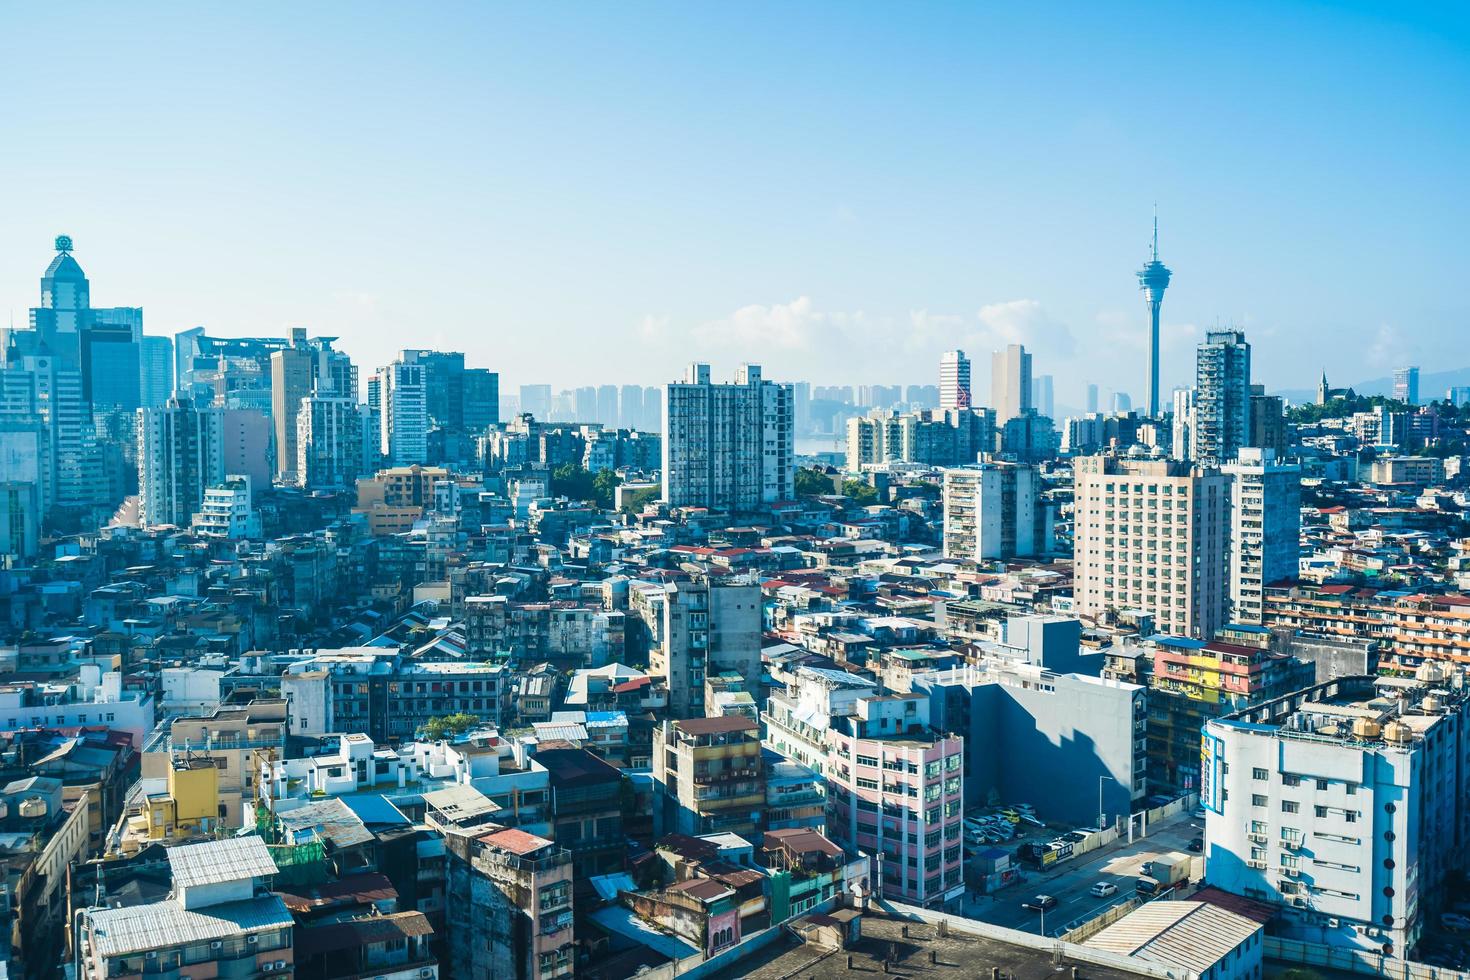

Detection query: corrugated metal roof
(1084, 900), (1261, 974)
(88, 896), (293, 957)
(275, 798), (374, 849)
(167, 836), (277, 889)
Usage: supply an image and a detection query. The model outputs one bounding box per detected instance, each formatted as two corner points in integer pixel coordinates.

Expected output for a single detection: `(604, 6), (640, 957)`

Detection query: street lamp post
(1099, 775), (1116, 830)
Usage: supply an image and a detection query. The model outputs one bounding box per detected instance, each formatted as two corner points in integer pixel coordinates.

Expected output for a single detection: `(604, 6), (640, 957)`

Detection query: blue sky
(3, 3), (1467, 411)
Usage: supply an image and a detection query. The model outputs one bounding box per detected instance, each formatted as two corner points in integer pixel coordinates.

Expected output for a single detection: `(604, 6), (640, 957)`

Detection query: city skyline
(4, 4), (1468, 399)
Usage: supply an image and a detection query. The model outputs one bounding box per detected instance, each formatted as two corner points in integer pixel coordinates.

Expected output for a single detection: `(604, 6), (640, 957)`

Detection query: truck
(1136, 851), (1191, 896)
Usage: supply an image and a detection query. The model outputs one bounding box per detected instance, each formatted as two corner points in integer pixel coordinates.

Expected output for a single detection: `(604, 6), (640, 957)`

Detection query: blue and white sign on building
(1200, 731), (1225, 814)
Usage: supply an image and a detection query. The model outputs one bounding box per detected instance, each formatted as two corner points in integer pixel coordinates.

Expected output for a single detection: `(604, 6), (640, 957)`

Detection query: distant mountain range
(1274, 366), (1470, 406)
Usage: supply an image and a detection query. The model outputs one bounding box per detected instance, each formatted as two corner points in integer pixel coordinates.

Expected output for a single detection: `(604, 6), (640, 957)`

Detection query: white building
(137, 396), (225, 528)
(1170, 386), (1194, 462)
(990, 343), (1032, 424)
(629, 575), (762, 719)
(1073, 452), (1230, 639)
(1203, 670), (1470, 956)
(941, 462), (1049, 560)
(192, 475), (259, 539)
(938, 349), (971, 410)
(379, 358), (428, 466)
(1193, 330), (1251, 468)
(297, 391), (372, 490)
(661, 363), (793, 512)
(1222, 448), (1301, 624)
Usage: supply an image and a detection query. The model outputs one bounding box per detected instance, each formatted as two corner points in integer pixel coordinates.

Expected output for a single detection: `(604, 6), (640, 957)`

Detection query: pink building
(824, 692), (964, 910)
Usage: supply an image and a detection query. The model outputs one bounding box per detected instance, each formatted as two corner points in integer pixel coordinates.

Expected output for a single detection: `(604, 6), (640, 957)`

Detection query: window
(1281, 774), (1301, 787)
(1252, 795), (1268, 808)
(1282, 801), (1300, 814)
(1316, 779), (1329, 791)
(1252, 768), (1268, 781)
(1315, 806), (1328, 818)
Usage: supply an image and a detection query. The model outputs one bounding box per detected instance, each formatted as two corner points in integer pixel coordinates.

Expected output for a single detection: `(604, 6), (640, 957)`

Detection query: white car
(1090, 881), (1118, 898)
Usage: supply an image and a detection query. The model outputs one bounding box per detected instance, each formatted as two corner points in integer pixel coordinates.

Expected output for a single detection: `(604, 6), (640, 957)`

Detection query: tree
(842, 479), (879, 505)
(592, 469), (623, 508)
(420, 712), (481, 740)
(795, 467), (834, 496)
(550, 462), (597, 502)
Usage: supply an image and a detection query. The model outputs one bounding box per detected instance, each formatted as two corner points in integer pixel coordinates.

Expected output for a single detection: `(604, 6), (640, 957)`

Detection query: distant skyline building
(1393, 365), (1420, 405)
(1032, 373), (1054, 419)
(1086, 383), (1099, 414)
(939, 349), (971, 410)
(139, 335), (173, 407)
(990, 343), (1032, 423)
(662, 363), (793, 512)
(1193, 329), (1252, 468)
(1137, 214), (1172, 418)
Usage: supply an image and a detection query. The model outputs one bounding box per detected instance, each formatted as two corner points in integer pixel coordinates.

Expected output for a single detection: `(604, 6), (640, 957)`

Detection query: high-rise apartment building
(139, 335), (173, 407)
(596, 384), (619, 428)
(661, 363), (792, 512)
(939, 350), (971, 410)
(941, 462), (1050, 560)
(846, 407), (994, 472)
(1193, 330), (1251, 468)
(378, 359), (429, 466)
(14, 353), (110, 521)
(642, 385), (662, 432)
(1222, 448), (1301, 624)
(990, 343), (1032, 423)
(1086, 383), (1100, 414)
(137, 396), (226, 528)
(1073, 453), (1231, 639)
(270, 330), (356, 483)
(1247, 387), (1287, 456)
(619, 383), (644, 430)
(1393, 365), (1420, 405)
(519, 383), (552, 420)
(629, 575), (762, 720)
(297, 392), (373, 490)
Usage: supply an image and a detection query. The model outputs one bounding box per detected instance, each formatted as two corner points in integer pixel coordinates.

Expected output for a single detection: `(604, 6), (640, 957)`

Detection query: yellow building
(143, 757), (221, 842)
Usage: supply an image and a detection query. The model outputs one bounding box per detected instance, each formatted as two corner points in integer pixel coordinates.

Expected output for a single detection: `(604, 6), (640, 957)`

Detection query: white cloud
(690, 296), (863, 351)
(1368, 322), (1405, 369)
(973, 299), (1076, 359)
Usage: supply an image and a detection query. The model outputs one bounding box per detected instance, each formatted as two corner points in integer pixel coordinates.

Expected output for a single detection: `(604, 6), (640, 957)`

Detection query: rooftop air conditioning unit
(211, 941), (223, 950)
(247, 935), (258, 944)
(1327, 918), (1340, 928)
(1284, 868), (1300, 877)
(275, 963), (287, 971)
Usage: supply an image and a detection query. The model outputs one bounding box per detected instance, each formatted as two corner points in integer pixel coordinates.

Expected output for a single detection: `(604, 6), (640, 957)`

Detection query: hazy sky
(3, 3), (1467, 411)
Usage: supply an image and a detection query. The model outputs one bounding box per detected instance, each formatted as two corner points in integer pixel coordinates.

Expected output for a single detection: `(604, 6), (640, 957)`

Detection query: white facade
(380, 360), (428, 466)
(941, 462), (1046, 560)
(192, 475), (259, 539)
(1170, 386), (1194, 462)
(989, 343), (1032, 423)
(137, 397), (226, 528)
(661, 363), (793, 512)
(938, 349), (971, 410)
(1203, 672), (1470, 957)
(1073, 453), (1230, 639)
(1222, 448), (1301, 624)
(297, 393), (371, 490)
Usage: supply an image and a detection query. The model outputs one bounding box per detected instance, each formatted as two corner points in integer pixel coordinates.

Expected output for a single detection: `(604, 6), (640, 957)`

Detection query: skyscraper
(662, 363), (793, 512)
(990, 343), (1032, 423)
(379, 360), (429, 466)
(1193, 330), (1252, 468)
(619, 383), (644, 430)
(939, 349), (971, 410)
(136, 396), (226, 528)
(518, 384), (552, 420)
(270, 330), (355, 484)
(1086, 383), (1099, 414)
(642, 385), (662, 432)
(297, 391), (372, 490)
(1171, 387), (1194, 462)
(139, 335), (174, 408)
(941, 462), (1049, 560)
(1393, 366), (1420, 405)
(1137, 214), (1172, 417)
(1222, 448), (1301, 624)
(1032, 374), (1054, 419)
(596, 384), (619, 428)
